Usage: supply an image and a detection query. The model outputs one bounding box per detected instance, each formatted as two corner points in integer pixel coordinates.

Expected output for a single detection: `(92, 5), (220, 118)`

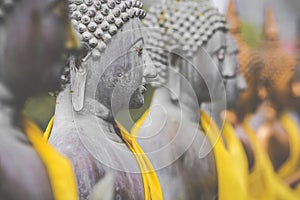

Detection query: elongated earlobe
(168, 51), (182, 102)
(70, 56), (87, 112)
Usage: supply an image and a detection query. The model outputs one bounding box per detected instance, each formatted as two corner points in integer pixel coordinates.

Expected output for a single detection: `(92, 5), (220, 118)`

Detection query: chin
(226, 100), (237, 110)
(129, 93), (145, 109)
(43, 76), (63, 93)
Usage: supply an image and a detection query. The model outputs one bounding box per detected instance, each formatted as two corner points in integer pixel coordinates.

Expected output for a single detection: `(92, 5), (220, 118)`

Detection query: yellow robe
(200, 110), (248, 200)
(45, 117), (163, 200)
(278, 113), (300, 179)
(22, 116), (78, 200)
(243, 115), (299, 200)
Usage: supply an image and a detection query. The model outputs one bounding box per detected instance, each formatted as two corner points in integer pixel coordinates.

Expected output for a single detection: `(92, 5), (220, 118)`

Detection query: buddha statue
(255, 7), (297, 172)
(132, 1), (249, 199)
(233, 6), (299, 200)
(46, 1), (162, 200)
(223, 0), (265, 173)
(279, 23), (300, 188)
(0, 1), (79, 199)
(226, 0), (264, 124)
(202, 34), (247, 128)
(282, 66), (300, 190)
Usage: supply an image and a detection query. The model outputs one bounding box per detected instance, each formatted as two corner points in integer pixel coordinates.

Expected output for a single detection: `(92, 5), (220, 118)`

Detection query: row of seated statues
(0, 0), (300, 199)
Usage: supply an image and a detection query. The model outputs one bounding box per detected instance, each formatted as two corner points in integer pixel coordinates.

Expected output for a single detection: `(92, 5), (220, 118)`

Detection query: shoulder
(0, 130), (53, 200)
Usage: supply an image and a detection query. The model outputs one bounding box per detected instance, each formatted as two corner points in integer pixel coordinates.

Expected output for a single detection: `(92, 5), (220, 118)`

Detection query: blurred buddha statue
(132, 1), (248, 199)
(224, 0), (265, 173)
(46, 1), (163, 200)
(226, 0), (264, 124)
(279, 22), (300, 189)
(255, 7), (297, 172)
(230, 6), (299, 199)
(0, 0), (79, 199)
(282, 66), (300, 190)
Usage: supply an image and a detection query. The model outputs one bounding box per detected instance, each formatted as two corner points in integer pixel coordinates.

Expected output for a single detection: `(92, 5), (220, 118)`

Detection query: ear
(167, 46), (183, 102)
(70, 56), (87, 112)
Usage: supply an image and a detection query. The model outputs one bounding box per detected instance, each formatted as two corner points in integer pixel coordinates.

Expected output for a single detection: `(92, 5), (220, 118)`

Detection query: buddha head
(0, 0), (78, 101)
(283, 21), (300, 112)
(226, 0), (264, 119)
(67, 0), (155, 114)
(257, 7), (296, 112)
(144, 1), (230, 105)
(288, 66), (300, 111)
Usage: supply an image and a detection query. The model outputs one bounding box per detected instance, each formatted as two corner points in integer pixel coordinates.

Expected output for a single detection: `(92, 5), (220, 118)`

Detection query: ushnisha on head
(143, 0), (228, 87)
(69, 0), (146, 58)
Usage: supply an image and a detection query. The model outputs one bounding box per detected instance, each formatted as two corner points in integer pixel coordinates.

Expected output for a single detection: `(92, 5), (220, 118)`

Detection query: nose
(65, 21), (81, 51)
(143, 50), (157, 79)
(222, 57), (237, 79)
(237, 74), (247, 92)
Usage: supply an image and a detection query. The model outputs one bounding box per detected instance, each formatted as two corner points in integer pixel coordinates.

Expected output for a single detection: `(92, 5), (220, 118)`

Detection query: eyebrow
(128, 37), (144, 50)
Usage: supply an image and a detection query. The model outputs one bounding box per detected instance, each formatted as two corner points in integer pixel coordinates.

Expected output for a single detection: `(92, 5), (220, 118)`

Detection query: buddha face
(2, 0), (77, 96)
(289, 68), (300, 111)
(96, 20), (156, 112)
(191, 30), (227, 103)
(223, 35), (247, 109)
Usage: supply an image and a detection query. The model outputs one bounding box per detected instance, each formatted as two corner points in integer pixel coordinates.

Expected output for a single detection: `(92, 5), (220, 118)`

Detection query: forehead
(206, 30), (226, 52)
(121, 19), (145, 49)
(226, 35), (238, 53)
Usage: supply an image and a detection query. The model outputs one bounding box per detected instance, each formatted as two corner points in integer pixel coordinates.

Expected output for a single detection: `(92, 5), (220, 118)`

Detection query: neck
(55, 84), (121, 141)
(55, 84), (113, 122)
(202, 101), (226, 129)
(152, 86), (200, 123)
(0, 81), (23, 128)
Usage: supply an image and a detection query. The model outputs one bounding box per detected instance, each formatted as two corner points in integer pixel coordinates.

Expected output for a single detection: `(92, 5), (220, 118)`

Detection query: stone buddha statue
(202, 34), (247, 128)
(133, 1), (248, 199)
(0, 1), (79, 199)
(47, 1), (162, 200)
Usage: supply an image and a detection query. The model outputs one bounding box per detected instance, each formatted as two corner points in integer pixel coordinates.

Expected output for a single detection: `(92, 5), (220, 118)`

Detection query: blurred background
(24, 0), (299, 130)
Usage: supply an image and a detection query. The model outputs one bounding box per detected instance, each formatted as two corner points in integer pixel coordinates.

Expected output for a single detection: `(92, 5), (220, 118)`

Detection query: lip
(138, 85), (147, 94)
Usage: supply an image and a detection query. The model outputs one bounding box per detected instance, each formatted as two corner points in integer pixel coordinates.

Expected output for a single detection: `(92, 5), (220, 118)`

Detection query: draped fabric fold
(278, 113), (300, 179)
(23, 116), (78, 200)
(243, 115), (299, 200)
(117, 121), (163, 200)
(45, 116), (163, 200)
(200, 110), (247, 200)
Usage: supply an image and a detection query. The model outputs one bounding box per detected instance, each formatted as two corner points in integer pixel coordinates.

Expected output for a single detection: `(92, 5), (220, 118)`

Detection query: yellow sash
(278, 113), (300, 179)
(131, 109), (150, 137)
(44, 116), (54, 141)
(222, 121), (249, 196)
(117, 121), (163, 200)
(243, 115), (299, 200)
(45, 117), (163, 200)
(22, 116), (78, 200)
(200, 110), (247, 200)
